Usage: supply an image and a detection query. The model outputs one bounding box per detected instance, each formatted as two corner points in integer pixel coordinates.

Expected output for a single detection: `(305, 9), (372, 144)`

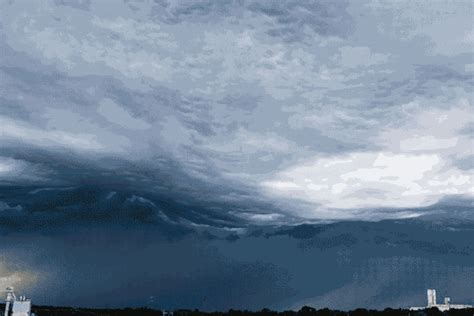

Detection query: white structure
(3, 288), (34, 316)
(427, 289), (436, 307)
(410, 289), (472, 311)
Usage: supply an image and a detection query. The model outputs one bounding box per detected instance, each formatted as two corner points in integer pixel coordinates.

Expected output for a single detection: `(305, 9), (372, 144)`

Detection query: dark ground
(1, 304), (473, 316)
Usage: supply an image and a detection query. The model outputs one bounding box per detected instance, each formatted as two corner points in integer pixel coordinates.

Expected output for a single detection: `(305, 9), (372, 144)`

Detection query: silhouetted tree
(298, 306), (317, 315)
(425, 307), (444, 316)
(349, 308), (369, 316)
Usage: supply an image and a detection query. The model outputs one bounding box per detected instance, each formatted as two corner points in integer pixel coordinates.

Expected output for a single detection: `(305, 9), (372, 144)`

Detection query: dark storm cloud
(0, 36), (293, 227)
(0, 147), (287, 231)
(0, 0), (472, 228)
(0, 0), (473, 311)
(0, 227), (295, 310)
(2, 207), (473, 310)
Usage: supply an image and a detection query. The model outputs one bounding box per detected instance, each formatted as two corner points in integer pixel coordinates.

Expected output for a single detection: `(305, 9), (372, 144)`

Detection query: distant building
(3, 287), (35, 316)
(410, 289), (472, 311)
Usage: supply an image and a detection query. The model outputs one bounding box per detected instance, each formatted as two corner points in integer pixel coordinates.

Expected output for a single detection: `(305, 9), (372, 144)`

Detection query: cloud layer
(0, 0), (473, 310)
(0, 0), (473, 221)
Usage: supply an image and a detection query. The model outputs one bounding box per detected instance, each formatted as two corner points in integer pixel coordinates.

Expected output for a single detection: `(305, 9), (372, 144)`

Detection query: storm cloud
(0, 0), (473, 310)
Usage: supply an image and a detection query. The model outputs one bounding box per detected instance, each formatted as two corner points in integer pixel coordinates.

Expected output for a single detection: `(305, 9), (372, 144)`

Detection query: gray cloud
(247, 0), (353, 41)
(0, 1), (473, 309)
(150, 0), (353, 42)
(0, 0), (473, 222)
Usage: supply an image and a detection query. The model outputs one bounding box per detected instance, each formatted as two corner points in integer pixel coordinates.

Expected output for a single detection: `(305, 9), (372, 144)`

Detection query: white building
(3, 288), (34, 316)
(410, 289), (472, 311)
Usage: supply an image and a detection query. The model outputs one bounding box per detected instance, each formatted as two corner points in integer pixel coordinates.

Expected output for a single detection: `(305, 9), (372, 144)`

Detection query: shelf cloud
(0, 0), (472, 310)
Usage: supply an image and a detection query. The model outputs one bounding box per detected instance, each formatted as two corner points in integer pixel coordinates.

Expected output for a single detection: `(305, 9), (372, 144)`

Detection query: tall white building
(427, 289), (437, 307)
(3, 288), (34, 316)
(410, 289), (472, 311)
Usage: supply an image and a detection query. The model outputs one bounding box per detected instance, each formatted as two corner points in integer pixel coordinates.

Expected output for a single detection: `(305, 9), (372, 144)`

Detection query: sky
(0, 0), (473, 311)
